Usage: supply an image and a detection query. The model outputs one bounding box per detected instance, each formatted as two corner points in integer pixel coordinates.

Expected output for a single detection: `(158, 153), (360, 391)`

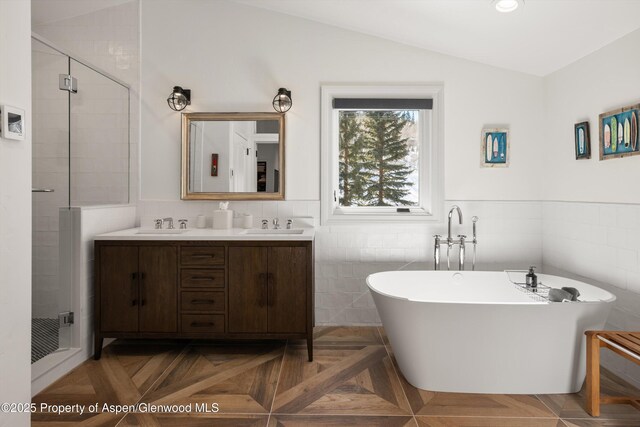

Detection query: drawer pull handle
(191, 277), (216, 281)
(192, 254), (215, 258)
(130, 272), (138, 306)
(191, 299), (215, 305)
(190, 321), (214, 327)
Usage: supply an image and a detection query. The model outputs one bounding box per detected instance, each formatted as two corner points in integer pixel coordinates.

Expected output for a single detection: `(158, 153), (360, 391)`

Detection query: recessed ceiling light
(494, 0), (522, 13)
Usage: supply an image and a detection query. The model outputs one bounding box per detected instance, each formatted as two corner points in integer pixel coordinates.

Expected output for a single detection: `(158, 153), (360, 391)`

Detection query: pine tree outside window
(321, 85), (444, 225)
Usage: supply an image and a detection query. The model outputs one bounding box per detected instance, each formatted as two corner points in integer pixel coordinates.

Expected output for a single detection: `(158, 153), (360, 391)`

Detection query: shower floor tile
(32, 318), (59, 364)
(30, 327), (640, 426)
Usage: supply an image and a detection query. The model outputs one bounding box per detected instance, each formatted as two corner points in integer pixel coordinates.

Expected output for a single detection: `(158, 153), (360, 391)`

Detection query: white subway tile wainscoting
(543, 201), (640, 389)
(138, 199), (543, 325)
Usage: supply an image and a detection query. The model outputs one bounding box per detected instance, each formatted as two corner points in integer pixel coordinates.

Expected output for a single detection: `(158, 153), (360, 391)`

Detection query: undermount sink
(136, 229), (188, 234)
(244, 228), (305, 235)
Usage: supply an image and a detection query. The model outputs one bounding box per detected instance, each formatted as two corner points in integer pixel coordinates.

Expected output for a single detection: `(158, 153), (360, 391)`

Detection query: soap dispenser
(526, 266), (537, 289)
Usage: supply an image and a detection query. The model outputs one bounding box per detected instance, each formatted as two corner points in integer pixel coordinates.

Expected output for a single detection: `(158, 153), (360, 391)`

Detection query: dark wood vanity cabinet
(98, 245), (177, 334)
(94, 240), (314, 360)
(228, 246), (307, 334)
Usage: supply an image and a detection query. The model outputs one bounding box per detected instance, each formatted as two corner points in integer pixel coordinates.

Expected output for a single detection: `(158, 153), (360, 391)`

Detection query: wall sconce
(272, 88), (292, 113)
(167, 86), (191, 111)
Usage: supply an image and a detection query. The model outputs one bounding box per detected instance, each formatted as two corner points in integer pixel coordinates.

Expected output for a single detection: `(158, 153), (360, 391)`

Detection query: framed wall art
(0, 105), (25, 141)
(481, 128), (509, 168)
(574, 121), (590, 159)
(599, 103), (639, 160)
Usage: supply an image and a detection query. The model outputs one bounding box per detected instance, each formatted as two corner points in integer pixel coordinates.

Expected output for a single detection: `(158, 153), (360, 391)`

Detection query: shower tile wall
(138, 200), (543, 325)
(33, 0), (140, 203)
(542, 201), (640, 388)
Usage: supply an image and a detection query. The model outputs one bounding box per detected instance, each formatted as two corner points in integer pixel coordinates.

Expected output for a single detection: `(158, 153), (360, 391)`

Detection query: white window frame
(321, 84), (444, 225)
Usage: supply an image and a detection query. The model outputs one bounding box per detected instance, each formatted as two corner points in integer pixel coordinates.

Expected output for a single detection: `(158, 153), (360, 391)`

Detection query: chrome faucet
(163, 217), (174, 229)
(154, 219), (163, 229)
(286, 219), (293, 230)
(471, 216), (479, 271)
(447, 205), (463, 245)
(433, 235), (442, 270)
(261, 219), (269, 229)
(433, 206), (478, 271)
(447, 205), (463, 270)
(273, 218), (280, 229)
(178, 219), (188, 229)
(458, 235), (466, 271)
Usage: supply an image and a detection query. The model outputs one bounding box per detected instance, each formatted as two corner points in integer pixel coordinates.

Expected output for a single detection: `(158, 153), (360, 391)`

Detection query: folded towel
(561, 287), (580, 301)
(549, 288), (575, 302)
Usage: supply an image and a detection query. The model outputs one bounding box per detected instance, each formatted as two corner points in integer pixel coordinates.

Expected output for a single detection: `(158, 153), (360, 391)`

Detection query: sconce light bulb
(167, 86), (191, 112)
(272, 88), (292, 113)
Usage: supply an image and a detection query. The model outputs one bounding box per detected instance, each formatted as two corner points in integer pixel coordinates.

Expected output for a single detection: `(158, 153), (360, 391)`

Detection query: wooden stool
(585, 330), (640, 416)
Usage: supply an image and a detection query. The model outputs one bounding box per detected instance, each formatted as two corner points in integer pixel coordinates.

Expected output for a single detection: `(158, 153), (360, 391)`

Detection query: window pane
(338, 110), (419, 207)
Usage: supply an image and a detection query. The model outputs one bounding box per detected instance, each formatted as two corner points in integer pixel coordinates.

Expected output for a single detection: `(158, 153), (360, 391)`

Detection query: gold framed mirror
(181, 112), (285, 200)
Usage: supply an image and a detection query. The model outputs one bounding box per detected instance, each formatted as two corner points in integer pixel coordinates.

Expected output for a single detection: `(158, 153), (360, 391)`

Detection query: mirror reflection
(182, 113), (284, 200)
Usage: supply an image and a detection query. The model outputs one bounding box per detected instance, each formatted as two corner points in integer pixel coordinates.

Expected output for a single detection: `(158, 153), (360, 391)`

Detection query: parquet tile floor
(31, 327), (640, 426)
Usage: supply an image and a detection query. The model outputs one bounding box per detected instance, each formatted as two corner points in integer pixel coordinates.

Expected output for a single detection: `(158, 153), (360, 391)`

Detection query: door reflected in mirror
(181, 113), (285, 200)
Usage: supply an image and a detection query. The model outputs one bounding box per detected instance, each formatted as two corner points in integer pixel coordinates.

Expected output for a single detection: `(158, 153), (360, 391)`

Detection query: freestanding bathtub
(367, 271), (616, 394)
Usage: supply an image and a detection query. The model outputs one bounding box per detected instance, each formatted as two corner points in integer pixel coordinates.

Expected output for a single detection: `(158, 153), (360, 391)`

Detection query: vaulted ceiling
(31, 0), (640, 76)
(234, 0), (640, 76)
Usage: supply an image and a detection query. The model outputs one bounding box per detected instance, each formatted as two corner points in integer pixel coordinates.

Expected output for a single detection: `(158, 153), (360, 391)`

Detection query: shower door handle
(32, 188), (55, 192)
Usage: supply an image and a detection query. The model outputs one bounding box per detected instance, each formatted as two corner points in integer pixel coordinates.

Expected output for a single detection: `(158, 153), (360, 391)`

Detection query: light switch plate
(0, 105), (26, 141)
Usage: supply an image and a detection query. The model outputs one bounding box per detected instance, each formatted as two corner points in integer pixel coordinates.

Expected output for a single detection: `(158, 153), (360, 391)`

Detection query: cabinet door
(228, 247), (268, 333)
(268, 247), (307, 333)
(139, 246), (178, 332)
(100, 246), (139, 332)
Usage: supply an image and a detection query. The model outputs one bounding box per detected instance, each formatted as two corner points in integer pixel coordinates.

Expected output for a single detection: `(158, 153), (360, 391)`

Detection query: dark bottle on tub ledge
(526, 266), (538, 290)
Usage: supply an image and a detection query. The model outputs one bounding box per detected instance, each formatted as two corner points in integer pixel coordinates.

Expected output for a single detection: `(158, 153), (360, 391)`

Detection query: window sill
(323, 209), (441, 225)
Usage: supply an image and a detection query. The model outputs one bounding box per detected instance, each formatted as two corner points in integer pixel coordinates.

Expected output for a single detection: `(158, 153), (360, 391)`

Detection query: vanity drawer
(181, 291), (225, 312)
(181, 247), (225, 266)
(181, 314), (224, 333)
(181, 269), (225, 288)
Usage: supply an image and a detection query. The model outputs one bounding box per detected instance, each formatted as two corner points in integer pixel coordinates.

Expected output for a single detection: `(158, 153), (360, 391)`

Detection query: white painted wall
(140, 0), (545, 202)
(543, 28), (640, 204)
(541, 27), (640, 388)
(0, 0), (32, 425)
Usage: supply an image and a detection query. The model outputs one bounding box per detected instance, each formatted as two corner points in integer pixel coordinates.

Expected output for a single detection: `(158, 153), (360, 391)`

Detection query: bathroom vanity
(93, 228), (314, 360)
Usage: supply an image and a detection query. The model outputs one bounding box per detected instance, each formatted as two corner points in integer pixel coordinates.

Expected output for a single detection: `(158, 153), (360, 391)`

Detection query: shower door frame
(31, 32), (131, 370)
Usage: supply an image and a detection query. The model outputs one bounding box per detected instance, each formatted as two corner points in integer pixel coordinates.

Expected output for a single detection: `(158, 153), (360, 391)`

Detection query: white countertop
(94, 227), (315, 241)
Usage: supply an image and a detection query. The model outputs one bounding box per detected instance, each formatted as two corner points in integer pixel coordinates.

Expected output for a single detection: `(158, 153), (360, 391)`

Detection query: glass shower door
(70, 59), (130, 206)
(31, 39), (72, 362)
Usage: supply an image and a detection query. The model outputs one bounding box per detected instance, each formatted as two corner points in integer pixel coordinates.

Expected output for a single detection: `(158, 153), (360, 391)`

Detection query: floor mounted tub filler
(367, 271), (616, 394)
